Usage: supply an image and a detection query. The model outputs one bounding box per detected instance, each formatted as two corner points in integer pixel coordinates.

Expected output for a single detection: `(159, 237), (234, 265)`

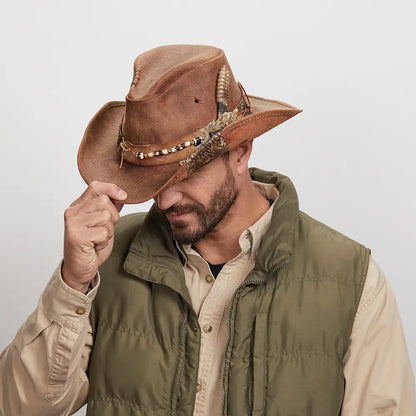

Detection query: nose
(157, 186), (183, 211)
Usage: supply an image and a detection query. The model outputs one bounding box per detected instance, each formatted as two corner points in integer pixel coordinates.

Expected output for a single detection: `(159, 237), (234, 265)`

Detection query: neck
(192, 181), (270, 264)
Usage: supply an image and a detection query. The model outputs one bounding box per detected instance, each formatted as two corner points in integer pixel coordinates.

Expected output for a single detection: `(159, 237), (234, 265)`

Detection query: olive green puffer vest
(87, 169), (370, 416)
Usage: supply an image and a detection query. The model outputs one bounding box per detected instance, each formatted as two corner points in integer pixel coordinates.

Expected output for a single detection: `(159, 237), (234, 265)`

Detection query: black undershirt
(207, 262), (225, 278)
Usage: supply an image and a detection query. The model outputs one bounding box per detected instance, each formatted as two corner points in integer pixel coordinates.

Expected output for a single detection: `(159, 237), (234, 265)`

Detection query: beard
(161, 162), (238, 245)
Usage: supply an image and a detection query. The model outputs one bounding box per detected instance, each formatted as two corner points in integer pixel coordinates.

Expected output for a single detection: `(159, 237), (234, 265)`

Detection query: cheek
(182, 185), (216, 207)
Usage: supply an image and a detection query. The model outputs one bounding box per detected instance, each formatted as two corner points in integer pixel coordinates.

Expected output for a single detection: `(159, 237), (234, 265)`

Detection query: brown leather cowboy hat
(78, 45), (302, 203)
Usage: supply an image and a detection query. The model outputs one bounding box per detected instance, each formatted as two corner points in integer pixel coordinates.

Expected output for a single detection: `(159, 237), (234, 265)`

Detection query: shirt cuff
(40, 261), (100, 332)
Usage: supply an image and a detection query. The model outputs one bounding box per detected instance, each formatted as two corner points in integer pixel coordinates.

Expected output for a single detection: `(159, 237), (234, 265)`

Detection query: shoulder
(298, 211), (369, 256)
(292, 212), (370, 289)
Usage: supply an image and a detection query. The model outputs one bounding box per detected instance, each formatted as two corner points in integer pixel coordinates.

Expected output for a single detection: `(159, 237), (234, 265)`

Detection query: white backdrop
(1, 0), (415, 414)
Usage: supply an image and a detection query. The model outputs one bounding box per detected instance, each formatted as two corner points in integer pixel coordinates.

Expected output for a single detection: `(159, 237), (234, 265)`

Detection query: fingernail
(119, 189), (127, 199)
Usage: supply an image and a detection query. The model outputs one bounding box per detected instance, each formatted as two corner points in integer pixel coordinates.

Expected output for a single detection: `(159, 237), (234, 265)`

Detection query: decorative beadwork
(123, 137), (206, 160)
(193, 137), (203, 146)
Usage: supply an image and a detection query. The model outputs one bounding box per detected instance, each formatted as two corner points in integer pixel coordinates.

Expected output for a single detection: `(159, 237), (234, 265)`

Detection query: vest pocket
(251, 312), (268, 415)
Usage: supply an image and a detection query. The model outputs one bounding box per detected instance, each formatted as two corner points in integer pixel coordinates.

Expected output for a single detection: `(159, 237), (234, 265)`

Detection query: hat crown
(122, 45), (241, 146)
(128, 45), (221, 99)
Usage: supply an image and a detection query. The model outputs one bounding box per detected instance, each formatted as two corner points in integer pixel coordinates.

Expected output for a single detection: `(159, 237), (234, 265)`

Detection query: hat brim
(78, 96), (301, 203)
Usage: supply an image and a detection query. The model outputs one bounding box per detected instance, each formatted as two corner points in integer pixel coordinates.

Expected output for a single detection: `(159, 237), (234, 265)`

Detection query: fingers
(87, 226), (113, 251)
(65, 208), (113, 238)
(71, 181), (127, 207)
(66, 194), (121, 224)
(64, 181), (127, 252)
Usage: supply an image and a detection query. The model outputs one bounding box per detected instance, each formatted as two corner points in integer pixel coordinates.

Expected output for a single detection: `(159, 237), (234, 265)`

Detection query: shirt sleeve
(0, 262), (99, 416)
(341, 256), (416, 415)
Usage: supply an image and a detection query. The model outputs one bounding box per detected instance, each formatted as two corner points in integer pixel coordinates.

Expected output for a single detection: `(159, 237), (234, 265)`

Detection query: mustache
(162, 203), (204, 215)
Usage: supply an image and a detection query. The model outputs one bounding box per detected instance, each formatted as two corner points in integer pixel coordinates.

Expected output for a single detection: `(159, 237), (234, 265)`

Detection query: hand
(62, 181), (127, 293)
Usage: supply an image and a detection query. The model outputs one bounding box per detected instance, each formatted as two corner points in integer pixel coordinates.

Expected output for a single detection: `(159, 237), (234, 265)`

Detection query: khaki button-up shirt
(1, 183), (415, 415)
(178, 183), (279, 416)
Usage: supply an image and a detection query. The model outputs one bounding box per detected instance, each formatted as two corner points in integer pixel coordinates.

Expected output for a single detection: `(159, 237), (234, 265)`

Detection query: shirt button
(75, 307), (86, 315)
(196, 383), (202, 393)
(205, 274), (214, 283)
(203, 324), (212, 333)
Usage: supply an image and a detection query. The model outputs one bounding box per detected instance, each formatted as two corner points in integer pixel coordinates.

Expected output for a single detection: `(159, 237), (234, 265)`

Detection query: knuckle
(64, 207), (73, 221)
(103, 210), (112, 220)
(97, 194), (109, 204)
(101, 228), (110, 240)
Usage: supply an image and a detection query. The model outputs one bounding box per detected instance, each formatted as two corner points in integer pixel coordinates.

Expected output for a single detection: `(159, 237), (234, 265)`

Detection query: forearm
(0, 263), (97, 416)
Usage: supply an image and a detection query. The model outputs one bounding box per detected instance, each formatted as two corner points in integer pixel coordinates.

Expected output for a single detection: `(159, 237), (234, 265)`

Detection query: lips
(166, 211), (194, 222)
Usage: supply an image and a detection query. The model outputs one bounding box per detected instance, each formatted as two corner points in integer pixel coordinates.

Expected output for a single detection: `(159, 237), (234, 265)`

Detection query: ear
(230, 140), (253, 175)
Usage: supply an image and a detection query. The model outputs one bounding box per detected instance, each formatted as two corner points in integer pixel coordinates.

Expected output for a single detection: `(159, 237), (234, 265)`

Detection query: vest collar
(248, 168), (298, 280)
(123, 168), (299, 300)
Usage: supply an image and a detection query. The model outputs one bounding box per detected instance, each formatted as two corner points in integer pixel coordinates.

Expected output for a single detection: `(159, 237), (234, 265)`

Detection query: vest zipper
(221, 258), (290, 416)
(171, 319), (188, 415)
(247, 366), (253, 413)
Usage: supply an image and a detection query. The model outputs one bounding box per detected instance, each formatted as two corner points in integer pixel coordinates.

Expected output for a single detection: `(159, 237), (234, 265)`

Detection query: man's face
(156, 156), (238, 245)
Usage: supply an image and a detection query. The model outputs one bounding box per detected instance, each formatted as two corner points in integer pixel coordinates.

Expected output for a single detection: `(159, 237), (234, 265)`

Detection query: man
(0, 45), (415, 415)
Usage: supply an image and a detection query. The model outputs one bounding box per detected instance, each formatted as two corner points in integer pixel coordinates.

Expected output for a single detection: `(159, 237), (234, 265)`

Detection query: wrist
(63, 277), (91, 294)
(61, 264), (94, 294)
